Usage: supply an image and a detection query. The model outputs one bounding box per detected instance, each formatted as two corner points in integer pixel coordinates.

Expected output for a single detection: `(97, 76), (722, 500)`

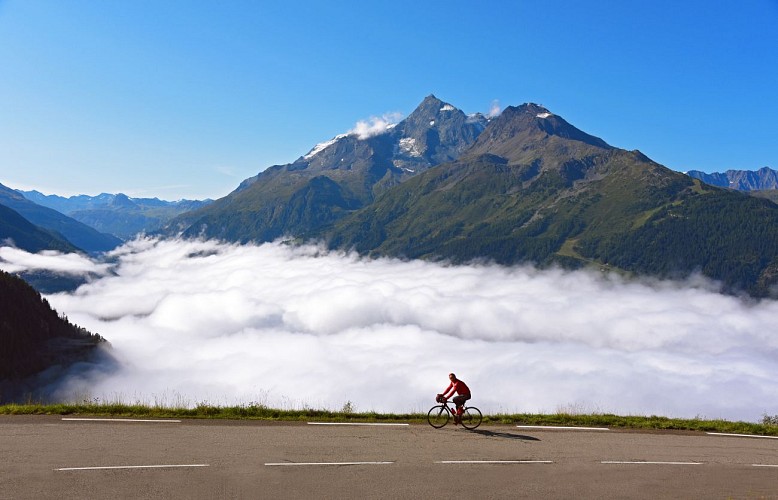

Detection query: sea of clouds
(3, 237), (778, 421)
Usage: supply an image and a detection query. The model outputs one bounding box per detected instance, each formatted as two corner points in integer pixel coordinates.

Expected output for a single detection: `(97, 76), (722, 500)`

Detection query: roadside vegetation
(2, 401), (777, 437)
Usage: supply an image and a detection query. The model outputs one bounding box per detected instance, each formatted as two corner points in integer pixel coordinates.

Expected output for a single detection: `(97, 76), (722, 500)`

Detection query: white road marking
(61, 418), (182, 423)
(752, 464), (778, 468)
(307, 422), (409, 427)
(436, 460), (553, 464)
(601, 461), (702, 465)
(264, 461), (394, 466)
(56, 464), (209, 471)
(706, 432), (778, 440)
(516, 425), (609, 431)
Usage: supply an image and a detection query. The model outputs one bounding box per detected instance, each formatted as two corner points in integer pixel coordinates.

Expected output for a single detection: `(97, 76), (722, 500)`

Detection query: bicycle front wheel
(427, 405), (450, 428)
(460, 407), (482, 430)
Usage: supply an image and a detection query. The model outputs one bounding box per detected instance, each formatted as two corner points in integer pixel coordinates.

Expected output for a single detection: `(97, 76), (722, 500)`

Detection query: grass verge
(1, 403), (777, 436)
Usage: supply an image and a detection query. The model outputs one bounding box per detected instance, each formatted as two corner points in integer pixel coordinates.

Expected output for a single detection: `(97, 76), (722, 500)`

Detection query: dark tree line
(0, 270), (105, 383)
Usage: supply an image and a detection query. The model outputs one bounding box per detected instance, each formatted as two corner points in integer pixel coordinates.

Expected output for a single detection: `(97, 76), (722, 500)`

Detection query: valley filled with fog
(3, 238), (778, 422)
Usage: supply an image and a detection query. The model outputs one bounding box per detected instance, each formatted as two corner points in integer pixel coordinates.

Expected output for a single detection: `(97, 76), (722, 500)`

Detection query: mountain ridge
(20, 190), (212, 240)
(0, 203), (80, 254)
(686, 166), (778, 191)
(0, 183), (122, 253)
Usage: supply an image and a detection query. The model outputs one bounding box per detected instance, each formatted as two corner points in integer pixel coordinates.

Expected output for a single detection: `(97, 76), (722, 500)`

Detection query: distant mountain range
(686, 166), (778, 191)
(161, 96), (778, 297)
(20, 191), (212, 240)
(0, 183), (122, 253)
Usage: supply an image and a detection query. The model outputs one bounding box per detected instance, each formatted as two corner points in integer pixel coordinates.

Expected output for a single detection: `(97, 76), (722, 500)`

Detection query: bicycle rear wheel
(460, 407), (482, 430)
(427, 405), (450, 428)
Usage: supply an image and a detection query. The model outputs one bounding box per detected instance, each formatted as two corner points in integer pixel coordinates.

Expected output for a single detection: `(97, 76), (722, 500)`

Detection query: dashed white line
(307, 422), (409, 427)
(706, 432), (778, 440)
(56, 464), (209, 471)
(601, 461), (702, 465)
(436, 460), (553, 464)
(516, 425), (609, 431)
(264, 461), (394, 466)
(61, 418), (182, 423)
(752, 464), (778, 468)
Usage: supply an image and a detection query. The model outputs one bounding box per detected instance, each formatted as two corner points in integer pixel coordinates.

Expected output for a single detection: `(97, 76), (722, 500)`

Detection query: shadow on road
(469, 429), (540, 441)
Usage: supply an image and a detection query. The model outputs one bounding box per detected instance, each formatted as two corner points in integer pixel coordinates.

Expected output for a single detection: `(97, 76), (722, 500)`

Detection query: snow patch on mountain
(304, 134), (347, 160)
(399, 137), (423, 157)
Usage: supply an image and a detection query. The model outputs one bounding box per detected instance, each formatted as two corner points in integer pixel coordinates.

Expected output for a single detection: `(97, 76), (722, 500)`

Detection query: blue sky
(1, 1), (777, 200)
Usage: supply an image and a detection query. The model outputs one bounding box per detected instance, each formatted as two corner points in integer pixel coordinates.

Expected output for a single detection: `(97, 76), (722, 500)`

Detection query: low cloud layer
(0, 246), (110, 275)
(4, 238), (778, 421)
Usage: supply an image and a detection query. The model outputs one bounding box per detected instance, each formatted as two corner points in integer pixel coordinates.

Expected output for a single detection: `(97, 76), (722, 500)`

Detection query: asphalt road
(1, 415), (777, 499)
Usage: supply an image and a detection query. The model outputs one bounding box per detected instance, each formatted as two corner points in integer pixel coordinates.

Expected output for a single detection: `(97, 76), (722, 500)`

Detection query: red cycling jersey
(442, 379), (470, 398)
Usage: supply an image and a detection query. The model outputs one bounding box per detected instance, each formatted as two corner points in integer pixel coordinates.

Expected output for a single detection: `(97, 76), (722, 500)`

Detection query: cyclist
(437, 373), (471, 424)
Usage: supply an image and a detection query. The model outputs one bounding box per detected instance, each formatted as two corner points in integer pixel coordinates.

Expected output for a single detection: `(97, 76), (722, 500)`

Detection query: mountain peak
(396, 96), (487, 165)
(500, 103), (554, 120)
(408, 94), (460, 120)
(111, 193), (138, 209)
(469, 103), (611, 159)
(516, 102), (552, 115)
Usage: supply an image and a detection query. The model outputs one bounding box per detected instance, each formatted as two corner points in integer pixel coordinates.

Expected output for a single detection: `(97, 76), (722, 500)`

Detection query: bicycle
(427, 397), (482, 430)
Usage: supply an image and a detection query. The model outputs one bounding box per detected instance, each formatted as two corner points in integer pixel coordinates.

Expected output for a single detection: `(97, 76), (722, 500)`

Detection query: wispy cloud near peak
(348, 112), (403, 139)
